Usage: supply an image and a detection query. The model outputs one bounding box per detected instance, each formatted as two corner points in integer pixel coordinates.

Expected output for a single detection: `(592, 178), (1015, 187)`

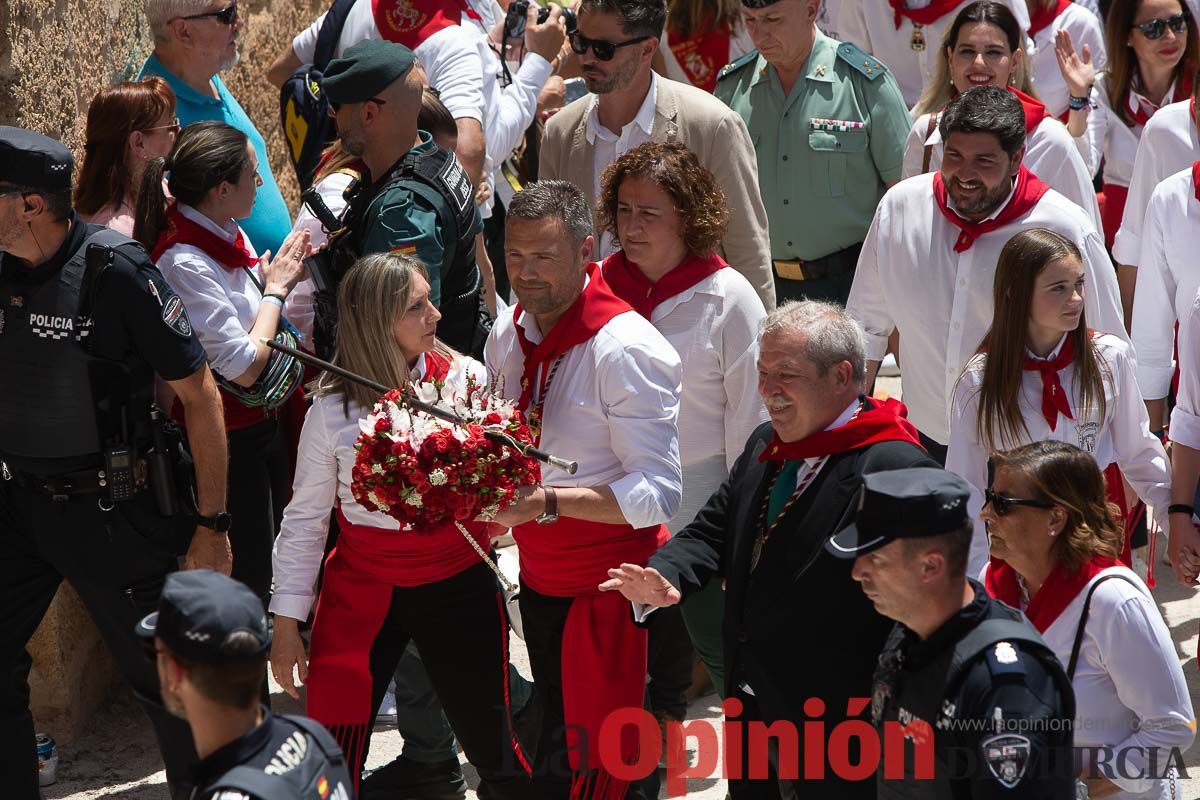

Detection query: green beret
(322, 40), (417, 105)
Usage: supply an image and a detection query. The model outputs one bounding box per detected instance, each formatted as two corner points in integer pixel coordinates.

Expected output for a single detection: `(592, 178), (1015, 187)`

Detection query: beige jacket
(539, 76), (776, 310)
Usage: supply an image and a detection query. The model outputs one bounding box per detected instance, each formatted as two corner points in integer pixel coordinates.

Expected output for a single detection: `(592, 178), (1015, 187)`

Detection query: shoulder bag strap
(1067, 573), (1140, 680)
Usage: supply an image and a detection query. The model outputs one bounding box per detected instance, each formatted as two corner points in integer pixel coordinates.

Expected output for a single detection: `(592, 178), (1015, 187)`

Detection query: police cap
(135, 569), (272, 664)
(0, 127), (73, 192)
(825, 468), (971, 558)
(322, 40), (417, 105)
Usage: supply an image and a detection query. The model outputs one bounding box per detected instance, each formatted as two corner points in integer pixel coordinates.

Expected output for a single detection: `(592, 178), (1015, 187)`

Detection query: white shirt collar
(945, 177), (1019, 223)
(585, 72), (658, 145)
(1128, 74), (1183, 118)
(408, 352), (429, 382)
(1026, 333), (1070, 362)
(797, 399), (862, 467)
(178, 202), (239, 242)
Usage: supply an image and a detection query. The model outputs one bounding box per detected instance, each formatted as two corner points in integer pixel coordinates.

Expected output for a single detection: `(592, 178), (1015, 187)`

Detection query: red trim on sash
(600, 250), (727, 320)
(666, 24), (731, 93)
(371, 0), (481, 50)
(933, 166), (1051, 252)
(985, 553), (1122, 633)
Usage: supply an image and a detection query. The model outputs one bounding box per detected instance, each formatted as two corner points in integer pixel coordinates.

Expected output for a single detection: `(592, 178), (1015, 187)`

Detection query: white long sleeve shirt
(902, 113), (1102, 230)
(484, 296), (683, 528)
(834, 0), (1031, 105)
(644, 268), (768, 532)
(845, 173), (1128, 444)
(269, 354), (488, 621)
(1112, 100), (1199, 267)
(1131, 166), (1200, 402)
(1029, 3), (1106, 118)
(1074, 76), (1189, 187)
(1169, 290), (1200, 449)
(154, 204), (265, 382)
(947, 333), (1170, 575)
(982, 563), (1195, 799)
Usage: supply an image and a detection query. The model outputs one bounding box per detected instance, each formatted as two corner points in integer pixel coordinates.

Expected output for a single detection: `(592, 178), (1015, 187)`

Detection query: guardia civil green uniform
(716, 28), (912, 304)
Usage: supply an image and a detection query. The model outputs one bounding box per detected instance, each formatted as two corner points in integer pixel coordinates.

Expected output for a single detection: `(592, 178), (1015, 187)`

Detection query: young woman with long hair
(982, 441), (1193, 800)
(1057, 0), (1200, 248)
(904, 2), (1101, 228)
(75, 78), (179, 236)
(945, 228), (1170, 575)
(656, 0), (752, 92)
(268, 252), (531, 794)
(134, 121), (312, 612)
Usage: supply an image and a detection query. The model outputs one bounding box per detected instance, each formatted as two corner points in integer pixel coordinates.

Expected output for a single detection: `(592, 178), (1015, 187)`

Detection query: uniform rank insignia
(981, 733), (1032, 788)
(810, 118), (865, 132)
(994, 641), (1018, 664)
(161, 295), (194, 338)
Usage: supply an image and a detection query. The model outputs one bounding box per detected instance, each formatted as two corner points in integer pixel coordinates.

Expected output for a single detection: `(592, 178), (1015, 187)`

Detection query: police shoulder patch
(836, 42), (887, 81)
(161, 294), (194, 338)
(981, 732), (1032, 788)
(718, 50), (759, 82)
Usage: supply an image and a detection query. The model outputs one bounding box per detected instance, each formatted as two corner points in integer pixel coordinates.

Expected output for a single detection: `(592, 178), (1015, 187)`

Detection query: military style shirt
(715, 32), (911, 262)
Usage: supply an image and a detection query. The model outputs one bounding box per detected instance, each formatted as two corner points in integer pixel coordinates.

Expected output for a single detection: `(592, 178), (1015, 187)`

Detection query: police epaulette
(984, 640), (1028, 681)
(717, 50), (759, 82)
(836, 42), (887, 81)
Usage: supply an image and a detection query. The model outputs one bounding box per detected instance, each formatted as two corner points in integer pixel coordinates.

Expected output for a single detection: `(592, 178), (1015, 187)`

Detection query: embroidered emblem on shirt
(1076, 420), (1099, 453)
(161, 295), (194, 338)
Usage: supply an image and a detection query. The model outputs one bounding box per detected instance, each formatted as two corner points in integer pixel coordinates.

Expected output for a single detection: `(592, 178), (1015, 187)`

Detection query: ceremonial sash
(666, 24), (731, 93)
(372, 0), (481, 50)
(933, 166), (1051, 252)
(600, 250), (727, 320)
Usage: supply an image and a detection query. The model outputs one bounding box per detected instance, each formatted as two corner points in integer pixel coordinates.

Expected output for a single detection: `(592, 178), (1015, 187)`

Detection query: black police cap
(825, 468), (971, 559)
(0, 126), (73, 192)
(135, 569), (272, 664)
(322, 39), (417, 105)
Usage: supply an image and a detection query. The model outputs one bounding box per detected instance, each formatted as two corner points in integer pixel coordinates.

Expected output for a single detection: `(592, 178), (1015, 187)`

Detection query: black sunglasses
(179, 0), (238, 25)
(569, 31), (652, 61)
(1135, 12), (1188, 40)
(984, 488), (1055, 517)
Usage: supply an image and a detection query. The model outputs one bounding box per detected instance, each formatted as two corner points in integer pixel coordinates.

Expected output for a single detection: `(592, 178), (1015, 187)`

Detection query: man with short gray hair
(603, 299), (937, 799)
(138, 0), (292, 255)
(485, 179), (683, 799)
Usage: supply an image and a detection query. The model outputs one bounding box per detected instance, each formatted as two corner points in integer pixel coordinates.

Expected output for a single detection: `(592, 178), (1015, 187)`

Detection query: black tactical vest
(0, 226), (154, 464)
(201, 714), (354, 800)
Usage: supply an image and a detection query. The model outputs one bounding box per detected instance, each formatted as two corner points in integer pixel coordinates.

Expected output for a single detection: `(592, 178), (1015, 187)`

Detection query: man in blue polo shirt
(140, 0), (292, 255)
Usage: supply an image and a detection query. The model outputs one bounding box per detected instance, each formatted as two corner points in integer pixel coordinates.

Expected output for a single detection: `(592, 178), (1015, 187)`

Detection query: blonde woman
(903, 2), (1101, 229)
(268, 253), (530, 794)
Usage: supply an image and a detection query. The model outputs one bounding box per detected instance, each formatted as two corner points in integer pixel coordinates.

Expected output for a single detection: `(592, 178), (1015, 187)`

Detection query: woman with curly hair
(597, 140), (767, 718)
(982, 441), (1193, 800)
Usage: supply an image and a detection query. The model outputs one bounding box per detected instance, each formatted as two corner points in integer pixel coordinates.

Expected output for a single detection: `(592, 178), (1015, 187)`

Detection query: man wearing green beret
(717, 0), (911, 306)
(317, 38), (487, 359)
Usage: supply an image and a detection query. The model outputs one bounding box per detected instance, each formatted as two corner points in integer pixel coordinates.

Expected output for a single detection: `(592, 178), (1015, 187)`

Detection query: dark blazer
(649, 420), (936, 789)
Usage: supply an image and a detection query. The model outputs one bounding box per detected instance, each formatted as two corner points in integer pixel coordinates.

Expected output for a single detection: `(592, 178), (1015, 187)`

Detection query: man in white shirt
(486, 180), (682, 800)
(845, 86), (1127, 461)
(539, 0), (776, 309)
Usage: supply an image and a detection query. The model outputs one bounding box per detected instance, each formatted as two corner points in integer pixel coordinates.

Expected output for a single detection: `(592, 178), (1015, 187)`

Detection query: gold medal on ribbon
(911, 24), (926, 51)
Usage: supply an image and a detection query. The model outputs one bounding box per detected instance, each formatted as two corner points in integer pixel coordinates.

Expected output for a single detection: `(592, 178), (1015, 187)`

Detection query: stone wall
(1, 0), (322, 743)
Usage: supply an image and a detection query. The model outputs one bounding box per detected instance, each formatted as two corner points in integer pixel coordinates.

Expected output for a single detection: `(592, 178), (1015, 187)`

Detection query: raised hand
(1055, 29), (1096, 99)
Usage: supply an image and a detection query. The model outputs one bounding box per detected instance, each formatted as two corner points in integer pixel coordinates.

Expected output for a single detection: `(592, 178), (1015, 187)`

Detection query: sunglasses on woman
(984, 488), (1055, 517)
(141, 117), (181, 136)
(179, 0), (238, 25)
(568, 31), (652, 61)
(1134, 12), (1188, 40)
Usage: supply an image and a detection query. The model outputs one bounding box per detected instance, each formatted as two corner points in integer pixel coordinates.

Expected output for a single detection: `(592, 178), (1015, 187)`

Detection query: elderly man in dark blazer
(603, 300), (938, 800)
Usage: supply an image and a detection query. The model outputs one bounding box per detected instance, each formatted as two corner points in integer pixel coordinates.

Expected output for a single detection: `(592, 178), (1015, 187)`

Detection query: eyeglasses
(568, 31), (652, 61)
(178, 0), (238, 25)
(327, 96), (388, 115)
(1134, 12), (1188, 40)
(140, 117), (181, 136)
(984, 488), (1055, 517)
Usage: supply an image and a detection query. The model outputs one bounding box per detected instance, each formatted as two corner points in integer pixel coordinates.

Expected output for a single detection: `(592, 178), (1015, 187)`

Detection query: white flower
(405, 492), (423, 508)
(371, 464), (385, 475)
(468, 474), (481, 484)
(415, 382), (440, 406)
(369, 490), (388, 511)
(429, 469), (447, 486)
(481, 503), (500, 519)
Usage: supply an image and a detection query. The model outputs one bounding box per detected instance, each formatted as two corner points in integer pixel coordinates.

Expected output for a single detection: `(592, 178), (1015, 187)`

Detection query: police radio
(102, 446), (137, 501)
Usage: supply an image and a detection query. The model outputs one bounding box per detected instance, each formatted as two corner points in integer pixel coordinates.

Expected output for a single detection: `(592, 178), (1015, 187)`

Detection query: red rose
(374, 417), (390, 432)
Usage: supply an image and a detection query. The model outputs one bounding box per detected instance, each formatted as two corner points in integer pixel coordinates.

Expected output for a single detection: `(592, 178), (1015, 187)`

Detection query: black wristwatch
(1168, 504), (1195, 517)
(536, 487), (558, 525)
(197, 511), (233, 533)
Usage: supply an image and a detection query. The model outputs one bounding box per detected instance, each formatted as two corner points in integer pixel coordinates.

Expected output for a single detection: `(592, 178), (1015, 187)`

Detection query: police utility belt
(773, 242), (862, 283)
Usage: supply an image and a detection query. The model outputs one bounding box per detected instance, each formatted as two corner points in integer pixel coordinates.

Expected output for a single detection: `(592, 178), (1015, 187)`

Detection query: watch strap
(542, 486), (557, 519)
(1168, 503), (1195, 517)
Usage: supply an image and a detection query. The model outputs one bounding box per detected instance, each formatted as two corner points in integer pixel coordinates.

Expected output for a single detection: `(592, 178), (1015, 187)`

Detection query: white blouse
(982, 564), (1195, 799)
(1029, 3), (1106, 118)
(947, 333), (1170, 575)
(644, 268), (768, 532)
(485, 291), (683, 529)
(1075, 76), (1189, 188)
(270, 353), (488, 621)
(902, 112), (1101, 230)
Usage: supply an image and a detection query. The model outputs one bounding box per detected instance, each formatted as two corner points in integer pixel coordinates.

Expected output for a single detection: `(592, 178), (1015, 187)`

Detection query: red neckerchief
(149, 202), (254, 269)
(372, 0), (481, 50)
(948, 86), (1049, 134)
(513, 265), (632, 415)
(887, 0), (963, 29)
(758, 397), (923, 462)
(1192, 159), (1200, 202)
(1127, 71), (1194, 126)
(933, 166), (1051, 253)
(421, 350), (450, 382)
(985, 554), (1122, 633)
(666, 23), (731, 93)
(1023, 334), (1076, 431)
(1028, 0), (1071, 37)
(600, 250), (727, 320)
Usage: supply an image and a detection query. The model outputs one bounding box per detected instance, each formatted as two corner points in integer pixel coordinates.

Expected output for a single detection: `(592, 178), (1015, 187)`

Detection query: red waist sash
(335, 509), (492, 587)
(514, 516), (668, 596)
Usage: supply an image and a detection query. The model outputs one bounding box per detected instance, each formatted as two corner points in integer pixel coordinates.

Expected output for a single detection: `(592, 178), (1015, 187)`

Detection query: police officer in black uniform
(826, 468), (1077, 799)
(0, 127), (232, 799)
(305, 39), (487, 360)
(137, 570), (354, 800)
